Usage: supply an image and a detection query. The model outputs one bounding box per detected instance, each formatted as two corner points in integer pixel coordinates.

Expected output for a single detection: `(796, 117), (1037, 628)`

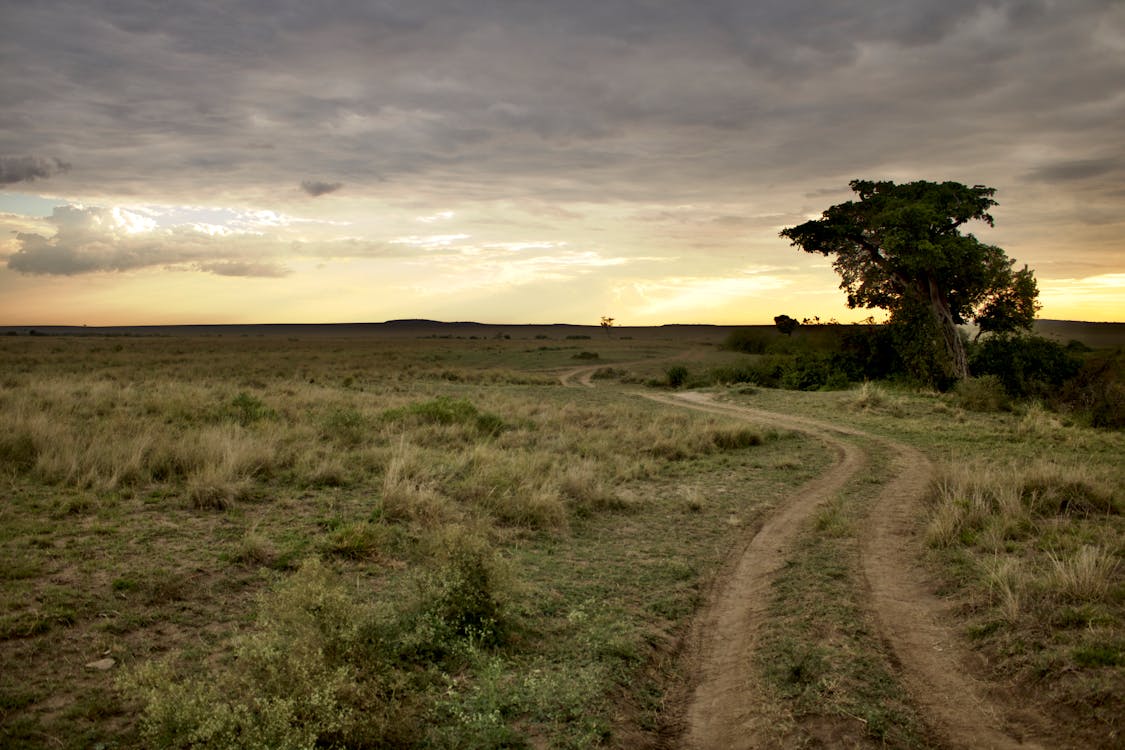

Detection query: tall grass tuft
(1047, 546), (1120, 603)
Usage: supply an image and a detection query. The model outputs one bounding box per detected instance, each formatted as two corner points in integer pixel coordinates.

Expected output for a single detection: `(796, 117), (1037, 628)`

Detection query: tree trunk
(927, 277), (969, 381)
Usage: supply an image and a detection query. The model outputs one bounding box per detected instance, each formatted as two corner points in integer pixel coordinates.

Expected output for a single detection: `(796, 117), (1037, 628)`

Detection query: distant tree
(773, 314), (800, 336)
(600, 316), (615, 337)
(780, 179), (1040, 383)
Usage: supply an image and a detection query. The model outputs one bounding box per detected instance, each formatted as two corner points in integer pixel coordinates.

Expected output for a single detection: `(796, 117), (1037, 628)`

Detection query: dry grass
(925, 455), (1124, 737)
(1047, 546), (1120, 603)
(0, 332), (794, 748)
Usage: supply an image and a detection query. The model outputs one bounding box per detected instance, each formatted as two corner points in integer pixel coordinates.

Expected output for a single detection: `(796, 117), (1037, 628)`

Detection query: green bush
(0, 432), (37, 472)
(404, 543), (513, 658)
(970, 334), (1081, 399)
(665, 365), (689, 388)
(225, 392), (275, 426)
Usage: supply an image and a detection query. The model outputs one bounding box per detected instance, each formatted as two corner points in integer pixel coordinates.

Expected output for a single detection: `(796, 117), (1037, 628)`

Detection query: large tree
(780, 179), (1040, 382)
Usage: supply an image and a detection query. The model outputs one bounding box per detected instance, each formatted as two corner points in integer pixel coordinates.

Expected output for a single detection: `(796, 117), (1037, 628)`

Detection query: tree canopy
(780, 179), (1040, 382)
(773, 314), (800, 336)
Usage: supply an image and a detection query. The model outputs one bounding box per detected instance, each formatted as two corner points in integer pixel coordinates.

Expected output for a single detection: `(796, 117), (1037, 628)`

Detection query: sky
(1, 0), (1123, 327)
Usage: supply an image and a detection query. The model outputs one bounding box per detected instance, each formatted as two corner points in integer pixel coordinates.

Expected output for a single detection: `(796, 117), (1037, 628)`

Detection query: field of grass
(0, 332), (816, 748)
(1, 328), (1121, 748)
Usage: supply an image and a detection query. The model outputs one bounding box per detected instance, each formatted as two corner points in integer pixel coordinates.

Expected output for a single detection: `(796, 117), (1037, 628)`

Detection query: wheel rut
(644, 390), (1052, 749)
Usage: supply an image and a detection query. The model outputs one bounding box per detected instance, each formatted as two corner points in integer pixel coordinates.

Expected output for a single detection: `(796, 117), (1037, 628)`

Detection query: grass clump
(383, 396), (507, 437)
(952, 374), (1011, 412)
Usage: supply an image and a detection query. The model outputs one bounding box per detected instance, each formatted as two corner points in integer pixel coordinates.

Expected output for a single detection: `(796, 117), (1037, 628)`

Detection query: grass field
(1, 327), (1121, 748)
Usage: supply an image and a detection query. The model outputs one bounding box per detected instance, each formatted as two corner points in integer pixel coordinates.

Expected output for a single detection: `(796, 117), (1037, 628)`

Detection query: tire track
(646, 391), (1051, 749)
(644, 392), (864, 749)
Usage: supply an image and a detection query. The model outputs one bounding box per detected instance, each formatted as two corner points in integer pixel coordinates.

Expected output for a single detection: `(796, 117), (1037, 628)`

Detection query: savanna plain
(0, 323), (1121, 749)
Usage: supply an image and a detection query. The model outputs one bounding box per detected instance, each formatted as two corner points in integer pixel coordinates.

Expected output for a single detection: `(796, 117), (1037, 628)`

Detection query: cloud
(0, 1), (1123, 323)
(4, 203), (281, 275)
(0, 155), (71, 184)
(197, 261), (291, 278)
(300, 179), (343, 196)
(1, 1), (1121, 209)
(1025, 157), (1123, 183)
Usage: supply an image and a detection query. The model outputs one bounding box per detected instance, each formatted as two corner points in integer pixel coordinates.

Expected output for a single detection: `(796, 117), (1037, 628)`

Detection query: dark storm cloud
(300, 179), (343, 197)
(0, 156), (71, 184)
(0, 0), (1122, 210)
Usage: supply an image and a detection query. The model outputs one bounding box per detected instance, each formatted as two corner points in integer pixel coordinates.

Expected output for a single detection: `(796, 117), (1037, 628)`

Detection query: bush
(321, 406), (369, 446)
(970, 334), (1081, 399)
(400, 535), (515, 660)
(1056, 350), (1124, 429)
(953, 375), (1010, 412)
(123, 558), (422, 749)
(224, 392), (275, 426)
(665, 365), (689, 388)
(723, 328), (773, 354)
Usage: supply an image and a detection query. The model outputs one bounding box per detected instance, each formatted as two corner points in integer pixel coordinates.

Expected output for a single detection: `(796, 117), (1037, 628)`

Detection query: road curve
(649, 391), (1052, 749)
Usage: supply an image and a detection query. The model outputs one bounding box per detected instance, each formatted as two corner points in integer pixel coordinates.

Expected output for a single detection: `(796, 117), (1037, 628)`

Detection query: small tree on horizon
(600, 316), (615, 337)
(773, 314), (800, 336)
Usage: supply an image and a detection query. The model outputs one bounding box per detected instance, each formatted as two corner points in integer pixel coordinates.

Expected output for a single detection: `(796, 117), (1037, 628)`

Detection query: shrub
(323, 521), (395, 561)
(1056, 350), (1124, 429)
(123, 558), (420, 749)
(572, 351), (599, 360)
(225, 392), (275, 426)
(665, 365), (689, 388)
(723, 328), (773, 354)
(0, 432), (37, 472)
(953, 375), (1010, 412)
(970, 334), (1081, 399)
(400, 534), (515, 660)
(709, 427), (763, 450)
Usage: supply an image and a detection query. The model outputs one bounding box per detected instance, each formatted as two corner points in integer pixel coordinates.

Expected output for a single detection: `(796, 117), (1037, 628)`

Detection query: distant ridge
(1, 319), (1121, 347)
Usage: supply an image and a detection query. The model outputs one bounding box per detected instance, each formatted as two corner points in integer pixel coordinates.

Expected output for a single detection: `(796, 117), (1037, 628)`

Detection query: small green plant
(383, 397), (507, 436)
(226, 392), (274, 426)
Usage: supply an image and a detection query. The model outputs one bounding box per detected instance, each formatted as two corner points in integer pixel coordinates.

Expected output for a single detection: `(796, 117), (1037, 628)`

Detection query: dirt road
(642, 391), (1052, 749)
